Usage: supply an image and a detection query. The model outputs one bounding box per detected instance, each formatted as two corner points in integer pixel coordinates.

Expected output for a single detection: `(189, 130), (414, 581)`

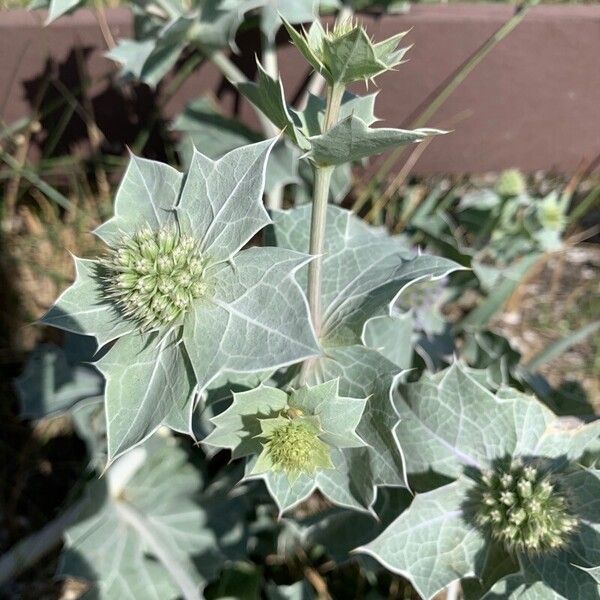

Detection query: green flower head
(255, 413), (334, 481)
(537, 192), (567, 231)
(282, 17), (410, 85)
(496, 168), (527, 197)
(475, 458), (578, 555)
(42, 141), (320, 463)
(361, 364), (600, 600)
(204, 380), (369, 507)
(99, 225), (209, 330)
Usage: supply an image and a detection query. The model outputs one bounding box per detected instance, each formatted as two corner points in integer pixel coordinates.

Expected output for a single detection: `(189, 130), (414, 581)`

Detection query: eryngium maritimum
(262, 418), (333, 479)
(475, 459), (578, 555)
(99, 226), (207, 330)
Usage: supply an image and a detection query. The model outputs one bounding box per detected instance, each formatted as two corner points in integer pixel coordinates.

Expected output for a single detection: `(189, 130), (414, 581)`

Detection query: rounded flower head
(475, 459), (578, 555)
(258, 415), (334, 481)
(99, 225), (207, 330)
(496, 169), (527, 197)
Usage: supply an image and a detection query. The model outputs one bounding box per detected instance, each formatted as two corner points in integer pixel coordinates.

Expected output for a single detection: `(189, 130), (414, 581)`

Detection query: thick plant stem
(305, 164), (334, 337)
(262, 31), (284, 210)
(298, 82), (344, 381)
(305, 82), (344, 336)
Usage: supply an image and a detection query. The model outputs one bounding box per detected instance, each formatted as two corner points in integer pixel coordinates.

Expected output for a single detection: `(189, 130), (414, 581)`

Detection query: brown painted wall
(0, 5), (599, 174)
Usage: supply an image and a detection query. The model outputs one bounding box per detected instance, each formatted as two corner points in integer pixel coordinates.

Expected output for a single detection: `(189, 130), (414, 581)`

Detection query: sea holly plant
(42, 138), (320, 462)
(358, 363), (600, 599)
(27, 10), (599, 600)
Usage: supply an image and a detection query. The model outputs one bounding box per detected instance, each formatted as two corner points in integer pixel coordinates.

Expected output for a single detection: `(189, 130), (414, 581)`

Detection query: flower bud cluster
(475, 459), (577, 555)
(260, 412), (332, 480)
(100, 226), (206, 330)
(495, 168), (527, 197)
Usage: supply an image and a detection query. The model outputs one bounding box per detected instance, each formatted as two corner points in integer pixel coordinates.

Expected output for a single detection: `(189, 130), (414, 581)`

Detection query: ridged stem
(298, 82), (344, 384)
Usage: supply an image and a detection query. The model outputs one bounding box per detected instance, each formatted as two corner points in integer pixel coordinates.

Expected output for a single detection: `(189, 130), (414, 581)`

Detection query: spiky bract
(99, 226), (207, 330)
(475, 458), (577, 555)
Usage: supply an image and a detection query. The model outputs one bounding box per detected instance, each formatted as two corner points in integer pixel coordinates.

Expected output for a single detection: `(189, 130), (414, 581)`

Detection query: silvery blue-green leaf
(94, 155), (183, 245)
(31, 0), (82, 24)
(303, 345), (406, 502)
(237, 63), (310, 150)
(221, 380), (369, 512)
(177, 138), (275, 261)
(291, 91), (379, 137)
(260, 0), (318, 42)
(109, 0), (249, 86)
(461, 329), (521, 390)
(173, 97), (300, 193)
(530, 418), (600, 462)
(308, 115), (445, 166)
(323, 27), (409, 84)
(459, 188), (502, 211)
(97, 331), (195, 463)
(282, 18), (410, 85)
(59, 438), (223, 600)
(363, 312), (415, 370)
(480, 574), (567, 599)
(106, 39), (155, 79)
(358, 479), (487, 600)
(247, 446), (373, 514)
(271, 204), (461, 345)
(41, 258), (134, 347)
(270, 206), (462, 509)
(180, 0), (249, 49)
(43, 142), (318, 458)
(204, 385), (288, 456)
(182, 247), (319, 415)
(394, 363), (557, 481)
(16, 343), (103, 419)
(107, 38), (185, 88)
(206, 379), (365, 460)
(577, 565), (600, 584)
(518, 468), (600, 600)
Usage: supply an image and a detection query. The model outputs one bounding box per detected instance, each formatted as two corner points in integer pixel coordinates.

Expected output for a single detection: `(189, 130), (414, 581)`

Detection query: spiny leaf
(97, 331), (195, 463)
(237, 62), (310, 150)
(41, 258), (135, 347)
(358, 479), (487, 600)
(59, 438), (223, 599)
(308, 115), (445, 166)
(16, 342), (103, 419)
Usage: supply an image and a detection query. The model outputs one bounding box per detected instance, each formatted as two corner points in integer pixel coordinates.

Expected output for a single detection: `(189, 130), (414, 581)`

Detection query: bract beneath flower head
(41, 140), (320, 463)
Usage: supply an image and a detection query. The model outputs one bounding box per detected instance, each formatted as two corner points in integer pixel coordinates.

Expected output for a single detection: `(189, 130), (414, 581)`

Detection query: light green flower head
(254, 411), (334, 481)
(496, 168), (527, 197)
(475, 458), (578, 555)
(99, 225), (209, 330)
(537, 192), (567, 231)
(205, 380), (368, 486)
(282, 17), (410, 85)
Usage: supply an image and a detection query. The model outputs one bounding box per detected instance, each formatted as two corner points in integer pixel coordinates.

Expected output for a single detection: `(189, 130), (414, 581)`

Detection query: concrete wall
(1, 5), (599, 174)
